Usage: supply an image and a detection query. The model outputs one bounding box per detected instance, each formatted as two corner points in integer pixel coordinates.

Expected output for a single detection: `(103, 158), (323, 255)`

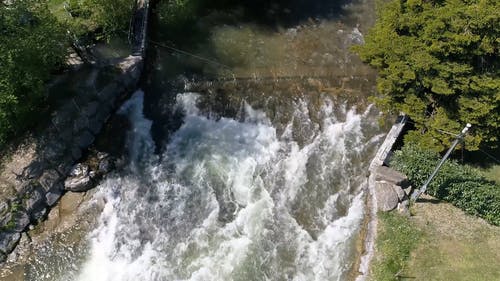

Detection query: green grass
(372, 200), (500, 281)
(371, 212), (422, 281)
(405, 195), (500, 281)
(48, 0), (72, 21)
(481, 164), (500, 184)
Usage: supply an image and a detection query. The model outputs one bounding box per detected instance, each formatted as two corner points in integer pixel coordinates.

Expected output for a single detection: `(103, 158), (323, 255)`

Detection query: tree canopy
(0, 0), (68, 146)
(354, 0), (499, 151)
(65, 0), (134, 38)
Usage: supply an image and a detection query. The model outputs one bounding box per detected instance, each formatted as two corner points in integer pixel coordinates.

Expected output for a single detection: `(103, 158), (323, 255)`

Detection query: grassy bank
(370, 212), (422, 281)
(407, 195), (500, 280)
(371, 198), (500, 281)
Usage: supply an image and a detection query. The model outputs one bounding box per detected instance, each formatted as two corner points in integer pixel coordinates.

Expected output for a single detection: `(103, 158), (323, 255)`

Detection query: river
(0, 0), (387, 280)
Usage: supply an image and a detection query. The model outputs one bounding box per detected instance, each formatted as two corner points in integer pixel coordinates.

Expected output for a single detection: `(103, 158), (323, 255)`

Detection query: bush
(391, 144), (500, 225)
(0, 1), (68, 147)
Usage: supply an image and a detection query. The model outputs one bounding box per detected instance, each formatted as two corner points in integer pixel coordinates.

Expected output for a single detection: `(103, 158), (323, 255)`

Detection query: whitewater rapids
(67, 89), (382, 281)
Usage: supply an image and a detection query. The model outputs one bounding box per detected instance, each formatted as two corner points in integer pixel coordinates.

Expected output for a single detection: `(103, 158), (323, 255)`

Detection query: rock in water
(64, 164), (92, 192)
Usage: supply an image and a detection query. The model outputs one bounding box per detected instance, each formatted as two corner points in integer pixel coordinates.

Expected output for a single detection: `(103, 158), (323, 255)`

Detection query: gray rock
(374, 166), (409, 187)
(55, 156), (74, 176)
(95, 103), (112, 124)
(38, 169), (61, 192)
(65, 177), (92, 192)
(97, 83), (119, 105)
(65, 163), (92, 192)
(392, 185), (408, 201)
(98, 155), (112, 174)
(375, 181), (400, 212)
(83, 101), (99, 117)
(88, 117), (103, 135)
(21, 161), (45, 180)
(29, 207), (47, 223)
(21, 186), (47, 223)
(13, 212), (30, 233)
(51, 110), (72, 130)
(41, 140), (65, 162)
(71, 146), (82, 161)
(73, 115), (90, 134)
(76, 130), (95, 149)
(45, 183), (64, 206)
(0, 201), (8, 216)
(398, 199), (410, 216)
(403, 185), (413, 197)
(57, 128), (73, 144)
(97, 152), (109, 160)
(0, 232), (21, 257)
(69, 163), (89, 178)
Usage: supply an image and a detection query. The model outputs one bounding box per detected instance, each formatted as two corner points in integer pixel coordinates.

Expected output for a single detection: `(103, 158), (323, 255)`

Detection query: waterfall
(67, 89), (381, 281)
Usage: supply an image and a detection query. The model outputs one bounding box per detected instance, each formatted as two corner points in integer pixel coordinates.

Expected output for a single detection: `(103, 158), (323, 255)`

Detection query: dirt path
(406, 194), (500, 280)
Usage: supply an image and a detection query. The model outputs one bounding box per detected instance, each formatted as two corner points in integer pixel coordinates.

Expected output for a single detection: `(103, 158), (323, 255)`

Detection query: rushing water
(54, 88), (383, 281)
(0, 1), (386, 279)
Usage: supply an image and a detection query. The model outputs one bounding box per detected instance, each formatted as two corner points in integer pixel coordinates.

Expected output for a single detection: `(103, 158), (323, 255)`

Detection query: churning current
(70, 89), (383, 281)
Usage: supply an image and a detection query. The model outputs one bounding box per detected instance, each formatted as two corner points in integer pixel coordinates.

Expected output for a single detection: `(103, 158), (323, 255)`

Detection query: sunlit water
(0, 1), (385, 280)
(52, 89), (383, 281)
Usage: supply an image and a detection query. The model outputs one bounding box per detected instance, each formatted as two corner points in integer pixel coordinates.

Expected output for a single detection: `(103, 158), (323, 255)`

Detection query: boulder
(55, 155), (74, 176)
(21, 186), (47, 223)
(82, 101), (99, 117)
(373, 166), (409, 187)
(97, 153), (112, 173)
(45, 182), (64, 207)
(0, 201), (8, 217)
(375, 181), (400, 211)
(73, 115), (89, 134)
(97, 83), (119, 105)
(0, 232), (21, 259)
(57, 128), (74, 144)
(21, 161), (45, 180)
(392, 184), (408, 201)
(64, 163), (92, 192)
(51, 110), (72, 130)
(0, 210), (29, 233)
(71, 146), (82, 161)
(88, 117), (104, 135)
(76, 130), (95, 149)
(398, 199), (410, 216)
(40, 140), (65, 162)
(38, 169), (61, 193)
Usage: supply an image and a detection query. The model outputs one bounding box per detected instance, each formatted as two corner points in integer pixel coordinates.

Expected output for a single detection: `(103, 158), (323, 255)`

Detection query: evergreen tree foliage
(354, 0), (499, 151)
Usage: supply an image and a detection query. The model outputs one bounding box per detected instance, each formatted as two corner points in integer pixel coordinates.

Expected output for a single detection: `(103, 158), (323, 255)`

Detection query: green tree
(0, 0), (68, 146)
(62, 0), (134, 39)
(354, 0), (499, 151)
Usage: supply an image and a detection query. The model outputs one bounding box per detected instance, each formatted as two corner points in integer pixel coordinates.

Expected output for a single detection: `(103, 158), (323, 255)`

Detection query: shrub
(391, 143), (500, 225)
(0, 1), (68, 147)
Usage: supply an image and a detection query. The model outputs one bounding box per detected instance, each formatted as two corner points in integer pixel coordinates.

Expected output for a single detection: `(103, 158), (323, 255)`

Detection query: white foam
(71, 92), (381, 281)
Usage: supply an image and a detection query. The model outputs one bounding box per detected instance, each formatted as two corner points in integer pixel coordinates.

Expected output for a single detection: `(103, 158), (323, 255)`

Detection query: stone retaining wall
(0, 56), (143, 262)
(355, 114), (408, 281)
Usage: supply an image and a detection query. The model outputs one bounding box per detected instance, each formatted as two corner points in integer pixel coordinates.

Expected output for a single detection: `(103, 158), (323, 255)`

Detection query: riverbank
(370, 194), (500, 280)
